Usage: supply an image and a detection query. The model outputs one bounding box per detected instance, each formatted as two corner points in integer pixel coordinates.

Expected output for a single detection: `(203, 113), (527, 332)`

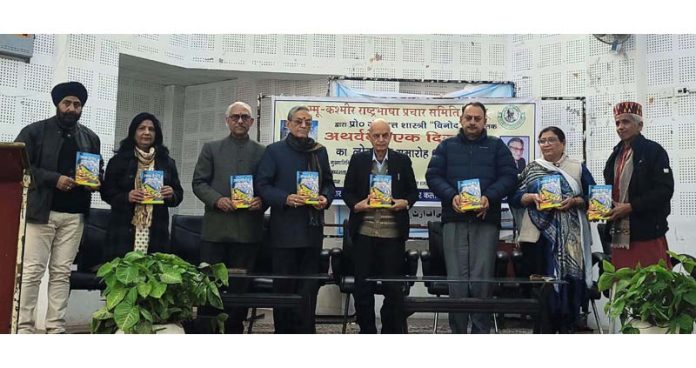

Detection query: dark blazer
(15, 116), (102, 224)
(426, 129), (518, 226)
(101, 149), (184, 259)
(256, 139), (335, 248)
(603, 134), (674, 241)
(342, 149), (419, 242)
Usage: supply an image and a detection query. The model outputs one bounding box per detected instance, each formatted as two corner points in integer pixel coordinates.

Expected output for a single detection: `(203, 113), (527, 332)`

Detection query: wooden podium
(0, 142), (31, 334)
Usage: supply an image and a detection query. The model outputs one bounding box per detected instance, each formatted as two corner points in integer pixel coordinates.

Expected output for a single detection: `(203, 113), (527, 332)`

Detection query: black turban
(51, 81), (88, 106)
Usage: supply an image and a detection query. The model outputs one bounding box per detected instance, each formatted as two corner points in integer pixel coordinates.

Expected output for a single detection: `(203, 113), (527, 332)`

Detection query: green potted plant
(91, 251), (229, 334)
(598, 251), (696, 334)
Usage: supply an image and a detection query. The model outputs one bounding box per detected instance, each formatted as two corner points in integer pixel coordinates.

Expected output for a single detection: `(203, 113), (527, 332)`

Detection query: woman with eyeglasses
(101, 112), (183, 260)
(509, 126), (596, 333)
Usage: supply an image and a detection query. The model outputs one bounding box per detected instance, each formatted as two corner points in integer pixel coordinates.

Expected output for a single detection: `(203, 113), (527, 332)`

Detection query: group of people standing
(14, 81), (674, 334)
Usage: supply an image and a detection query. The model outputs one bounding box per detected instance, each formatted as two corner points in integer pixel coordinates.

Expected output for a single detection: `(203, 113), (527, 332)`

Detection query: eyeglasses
(462, 115), (484, 122)
(291, 119), (312, 126)
(537, 137), (560, 145)
(227, 114), (252, 122)
(508, 146), (524, 152)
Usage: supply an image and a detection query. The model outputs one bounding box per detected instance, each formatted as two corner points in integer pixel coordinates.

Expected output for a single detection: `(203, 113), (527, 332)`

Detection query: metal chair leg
(432, 312), (439, 334)
(493, 313), (499, 334)
(247, 307), (257, 334)
(342, 293), (351, 334)
(590, 300), (603, 334)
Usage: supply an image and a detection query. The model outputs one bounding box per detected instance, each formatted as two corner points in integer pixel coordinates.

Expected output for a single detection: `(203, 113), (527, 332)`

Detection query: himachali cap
(613, 101), (642, 118)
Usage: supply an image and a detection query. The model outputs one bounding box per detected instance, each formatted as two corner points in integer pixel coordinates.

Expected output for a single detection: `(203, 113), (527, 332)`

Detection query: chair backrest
(76, 208), (111, 271)
(341, 219), (355, 276)
(426, 221), (446, 277)
(170, 214), (203, 265)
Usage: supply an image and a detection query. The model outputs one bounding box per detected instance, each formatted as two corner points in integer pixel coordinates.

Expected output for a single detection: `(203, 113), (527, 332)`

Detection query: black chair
(420, 220), (511, 333)
(330, 220), (419, 333)
(169, 214), (331, 333)
(169, 214), (203, 266)
(70, 208), (111, 291)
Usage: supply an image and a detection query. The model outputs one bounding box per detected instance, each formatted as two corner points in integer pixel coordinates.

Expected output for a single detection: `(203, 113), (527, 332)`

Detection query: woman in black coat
(101, 112), (183, 259)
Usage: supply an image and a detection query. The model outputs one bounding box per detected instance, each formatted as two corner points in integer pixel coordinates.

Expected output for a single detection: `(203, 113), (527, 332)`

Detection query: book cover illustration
(458, 179), (482, 211)
(369, 174), (392, 208)
(539, 175), (562, 210)
(75, 152), (100, 187)
(297, 171), (320, 205)
(230, 175), (253, 209)
(588, 185), (613, 221)
(141, 170), (164, 204)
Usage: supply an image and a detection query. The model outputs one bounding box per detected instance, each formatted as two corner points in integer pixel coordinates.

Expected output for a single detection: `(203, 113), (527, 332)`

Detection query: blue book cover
(141, 170), (164, 204)
(230, 175), (253, 209)
(458, 178), (482, 211)
(75, 152), (100, 187)
(369, 174), (392, 208)
(539, 175), (562, 210)
(297, 171), (319, 204)
(588, 185), (612, 221)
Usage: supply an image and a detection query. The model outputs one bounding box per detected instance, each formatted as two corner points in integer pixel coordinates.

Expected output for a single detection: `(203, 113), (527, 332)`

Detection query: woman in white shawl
(510, 126), (596, 333)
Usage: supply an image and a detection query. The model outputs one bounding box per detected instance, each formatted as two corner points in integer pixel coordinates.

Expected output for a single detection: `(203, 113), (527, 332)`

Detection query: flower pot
(626, 319), (668, 334)
(116, 323), (185, 334)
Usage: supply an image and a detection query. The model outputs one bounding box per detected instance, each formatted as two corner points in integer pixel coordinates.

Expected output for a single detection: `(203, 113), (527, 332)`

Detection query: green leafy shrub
(91, 251), (229, 334)
(598, 251), (696, 334)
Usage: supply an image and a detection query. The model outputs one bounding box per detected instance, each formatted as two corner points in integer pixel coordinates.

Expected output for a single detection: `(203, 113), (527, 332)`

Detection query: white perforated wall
(510, 34), (696, 259)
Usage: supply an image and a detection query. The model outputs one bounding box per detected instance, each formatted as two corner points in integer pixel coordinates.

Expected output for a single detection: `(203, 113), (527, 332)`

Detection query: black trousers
(272, 245), (321, 334)
(353, 234), (407, 334)
(198, 240), (259, 334)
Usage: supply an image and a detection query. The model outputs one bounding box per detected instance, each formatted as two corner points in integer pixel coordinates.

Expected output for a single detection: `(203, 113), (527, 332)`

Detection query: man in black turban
(14, 81), (101, 333)
(51, 81), (88, 126)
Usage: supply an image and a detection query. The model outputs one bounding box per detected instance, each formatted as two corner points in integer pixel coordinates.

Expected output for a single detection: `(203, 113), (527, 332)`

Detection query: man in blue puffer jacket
(426, 101), (518, 334)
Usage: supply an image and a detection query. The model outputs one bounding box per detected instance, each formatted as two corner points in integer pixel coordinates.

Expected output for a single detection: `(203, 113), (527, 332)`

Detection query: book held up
(588, 185), (612, 221)
(297, 171), (320, 205)
(75, 152), (100, 187)
(141, 170), (164, 205)
(230, 175), (253, 209)
(458, 179), (482, 211)
(539, 175), (562, 210)
(369, 174), (392, 208)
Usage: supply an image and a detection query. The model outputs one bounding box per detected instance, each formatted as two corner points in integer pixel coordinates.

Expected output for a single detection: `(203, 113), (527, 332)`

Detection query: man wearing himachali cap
(14, 81), (102, 333)
(602, 101), (674, 269)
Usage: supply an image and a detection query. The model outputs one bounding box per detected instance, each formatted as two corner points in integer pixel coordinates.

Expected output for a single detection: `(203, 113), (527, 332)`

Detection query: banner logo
(497, 105), (526, 130)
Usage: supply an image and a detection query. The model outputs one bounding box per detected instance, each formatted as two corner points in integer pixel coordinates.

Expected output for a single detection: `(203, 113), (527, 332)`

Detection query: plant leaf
(676, 314), (693, 333)
(140, 308), (153, 323)
(683, 290), (696, 306)
(603, 260), (615, 273)
(135, 321), (153, 334)
(149, 280), (167, 299)
(211, 263), (229, 286)
(116, 265), (140, 285)
(92, 307), (113, 321)
(106, 287), (127, 310)
(207, 286), (223, 310)
(137, 282), (152, 298)
(96, 262), (114, 277)
(124, 251), (146, 262)
(160, 267), (183, 284)
(598, 274), (614, 291)
(114, 303), (140, 332)
(126, 287), (138, 305)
